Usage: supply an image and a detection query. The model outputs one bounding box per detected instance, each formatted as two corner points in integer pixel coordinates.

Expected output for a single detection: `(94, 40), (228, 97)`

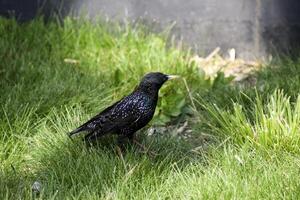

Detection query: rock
(32, 181), (42, 195)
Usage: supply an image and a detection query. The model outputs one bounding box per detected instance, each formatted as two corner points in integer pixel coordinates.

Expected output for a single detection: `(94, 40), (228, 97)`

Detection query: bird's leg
(128, 134), (158, 157)
(115, 145), (124, 159)
(117, 135), (129, 146)
(116, 135), (129, 153)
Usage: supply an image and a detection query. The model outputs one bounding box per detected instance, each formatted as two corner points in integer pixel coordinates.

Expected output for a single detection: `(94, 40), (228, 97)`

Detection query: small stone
(32, 181), (42, 195)
(147, 127), (155, 136)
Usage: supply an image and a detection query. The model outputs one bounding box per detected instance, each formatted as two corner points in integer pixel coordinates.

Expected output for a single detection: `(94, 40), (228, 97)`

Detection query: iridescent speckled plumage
(69, 72), (179, 143)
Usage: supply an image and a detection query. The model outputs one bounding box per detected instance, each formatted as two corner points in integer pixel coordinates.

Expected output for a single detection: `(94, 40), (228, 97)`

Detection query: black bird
(69, 72), (179, 145)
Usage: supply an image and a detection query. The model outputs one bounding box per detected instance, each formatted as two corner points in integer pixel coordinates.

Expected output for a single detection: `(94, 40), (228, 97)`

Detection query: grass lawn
(1, 17), (300, 199)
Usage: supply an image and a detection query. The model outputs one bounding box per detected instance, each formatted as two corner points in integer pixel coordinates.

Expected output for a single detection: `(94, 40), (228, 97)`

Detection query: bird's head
(138, 72), (180, 93)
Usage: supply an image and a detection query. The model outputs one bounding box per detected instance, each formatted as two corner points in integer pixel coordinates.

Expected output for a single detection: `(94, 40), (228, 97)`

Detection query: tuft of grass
(202, 90), (300, 152)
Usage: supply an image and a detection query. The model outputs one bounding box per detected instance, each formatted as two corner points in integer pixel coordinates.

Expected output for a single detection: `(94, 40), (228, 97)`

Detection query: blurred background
(1, 0), (300, 59)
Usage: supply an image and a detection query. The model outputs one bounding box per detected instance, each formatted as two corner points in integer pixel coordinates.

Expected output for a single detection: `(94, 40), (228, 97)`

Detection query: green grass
(1, 17), (300, 199)
(202, 90), (300, 152)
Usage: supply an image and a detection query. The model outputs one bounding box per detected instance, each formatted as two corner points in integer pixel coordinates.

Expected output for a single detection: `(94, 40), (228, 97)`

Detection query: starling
(69, 72), (179, 145)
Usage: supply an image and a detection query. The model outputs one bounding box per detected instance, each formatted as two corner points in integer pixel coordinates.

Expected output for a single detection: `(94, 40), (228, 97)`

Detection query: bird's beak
(167, 75), (180, 80)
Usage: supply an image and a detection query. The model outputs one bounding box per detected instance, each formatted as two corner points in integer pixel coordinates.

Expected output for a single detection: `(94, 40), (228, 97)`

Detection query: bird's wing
(69, 98), (124, 136)
(107, 95), (142, 128)
(69, 94), (144, 136)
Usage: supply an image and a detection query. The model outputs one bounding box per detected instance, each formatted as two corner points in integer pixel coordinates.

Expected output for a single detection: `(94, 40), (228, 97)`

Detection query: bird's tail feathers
(68, 126), (87, 137)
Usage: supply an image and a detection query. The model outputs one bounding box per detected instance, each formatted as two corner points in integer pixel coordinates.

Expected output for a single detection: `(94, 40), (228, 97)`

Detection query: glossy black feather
(69, 72), (170, 142)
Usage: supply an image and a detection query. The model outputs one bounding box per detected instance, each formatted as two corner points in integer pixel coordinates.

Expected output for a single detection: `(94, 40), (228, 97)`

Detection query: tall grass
(203, 90), (300, 152)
